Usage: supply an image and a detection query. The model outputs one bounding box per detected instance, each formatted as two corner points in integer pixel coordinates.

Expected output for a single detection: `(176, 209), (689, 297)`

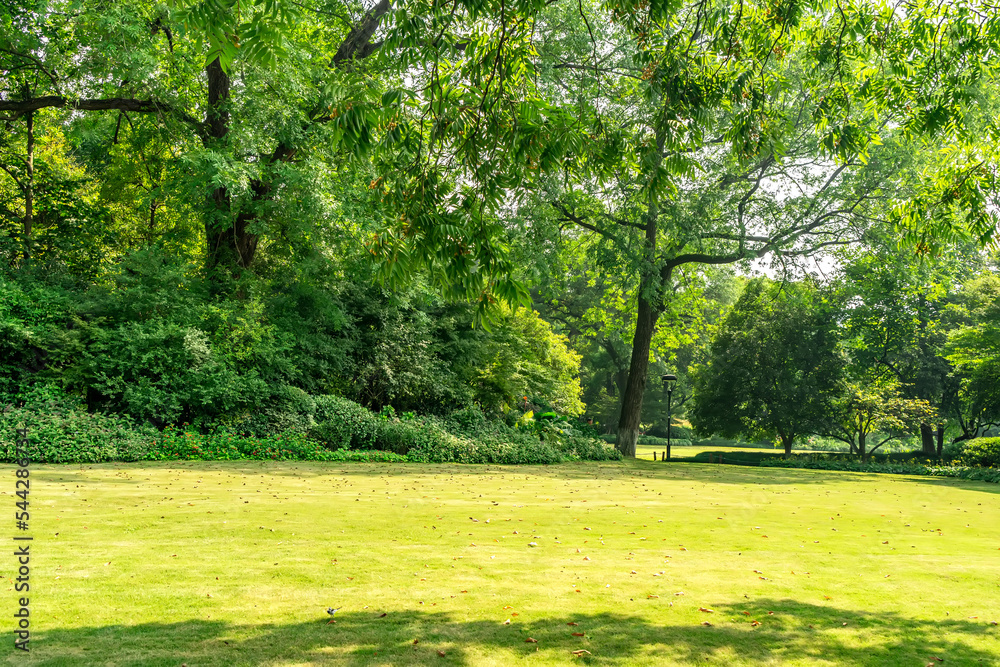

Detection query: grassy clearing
(3, 461), (999, 666)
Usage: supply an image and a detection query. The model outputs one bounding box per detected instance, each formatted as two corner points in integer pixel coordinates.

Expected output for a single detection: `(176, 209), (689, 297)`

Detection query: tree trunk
(615, 127), (667, 458)
(936, 423), (944, 459)
(615, 287), (659, 457)
(780, 432), (794, 458)
(858, 431), (867, 462)
(920, 422), (935, 456)
(23, 110), (33, 260)
(203, 58), (260, 276)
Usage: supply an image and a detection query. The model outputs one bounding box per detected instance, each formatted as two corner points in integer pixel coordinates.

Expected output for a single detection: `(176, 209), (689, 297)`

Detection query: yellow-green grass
(634, 444), (817, 460)
(3, 461), (999, 666)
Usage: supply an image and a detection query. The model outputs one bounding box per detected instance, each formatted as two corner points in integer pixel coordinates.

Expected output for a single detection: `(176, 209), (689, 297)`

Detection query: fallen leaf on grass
(743, 611), (751, 616)
(525, 637), (538, 643)
(379, 613), (387, 618)
(928, 658), (943, 662)
(502, 619), (511, 625)
(438, 650), (446, 657)
(413, 639), (419, 645)
(567, 622), (579, 626)
(572, 632), (585, 636)
(699, 607), (715, 613)
(647, 595), (659, 599)
(701, 621), (713, 627)
(751, 621), (761, 627)
(572, 650), (592, 656)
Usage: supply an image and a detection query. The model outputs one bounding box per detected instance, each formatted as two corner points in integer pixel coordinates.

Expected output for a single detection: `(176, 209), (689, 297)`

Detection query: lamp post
(662, 374), (677, 460)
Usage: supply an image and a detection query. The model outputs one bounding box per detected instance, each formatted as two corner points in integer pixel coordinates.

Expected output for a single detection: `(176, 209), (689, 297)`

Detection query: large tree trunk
(203, 58), (259, 275)
(858, 431), (867, 462)
(615, 286), (660, 457)
(936, 423), (945, 459)
(920, 422), (936, 456)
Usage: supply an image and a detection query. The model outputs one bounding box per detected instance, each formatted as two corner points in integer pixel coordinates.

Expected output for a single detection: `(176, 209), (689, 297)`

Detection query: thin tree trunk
(936, 423), (944, 459)
(23, 110), (33, 260)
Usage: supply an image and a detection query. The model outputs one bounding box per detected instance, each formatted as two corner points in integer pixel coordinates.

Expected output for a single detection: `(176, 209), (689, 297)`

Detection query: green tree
(944, 271), (1000, 438)
(517, 0), (1000, 456)
(690, 279), (844, 457)
(822, 377), (937, 461)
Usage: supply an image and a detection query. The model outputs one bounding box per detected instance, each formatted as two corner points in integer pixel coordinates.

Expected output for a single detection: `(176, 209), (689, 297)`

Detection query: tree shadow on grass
(25, 599), (999, 666)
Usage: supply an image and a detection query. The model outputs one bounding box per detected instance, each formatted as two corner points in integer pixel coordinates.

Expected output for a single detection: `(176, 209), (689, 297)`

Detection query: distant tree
(690, 279), (844, 457)
(822, 378), (937, 461)
(944, 271), (1000, 439)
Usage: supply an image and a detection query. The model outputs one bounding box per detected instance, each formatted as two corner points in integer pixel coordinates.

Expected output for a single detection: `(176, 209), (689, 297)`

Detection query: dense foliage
(3, 0), (1000, 463)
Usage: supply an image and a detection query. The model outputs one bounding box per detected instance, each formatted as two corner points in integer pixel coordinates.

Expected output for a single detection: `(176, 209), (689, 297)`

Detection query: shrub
(311, 395), (378, 449)
(86, 319), (258, 426)
(954, 437), (1000, 468)
(0, 385), (159, 463)
(372, 417), (456, 455)
(219, 385), (317, 437)
(553, 436), (623, 461)
(408, 434), (564, 464)
(146, 427), (408, 462)
(759, 456), (1000, 483)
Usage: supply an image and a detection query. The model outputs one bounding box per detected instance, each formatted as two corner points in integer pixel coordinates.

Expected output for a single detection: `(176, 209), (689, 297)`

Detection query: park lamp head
(662, 374), (677, 383)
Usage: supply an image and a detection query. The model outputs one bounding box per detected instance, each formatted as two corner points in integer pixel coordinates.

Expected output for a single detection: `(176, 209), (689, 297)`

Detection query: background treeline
(3, 0), (1000, 466)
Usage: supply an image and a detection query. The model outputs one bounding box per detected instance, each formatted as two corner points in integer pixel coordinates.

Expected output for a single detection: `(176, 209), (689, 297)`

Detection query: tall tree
(539, 0), (1000, 455)
(690, 278), (844, 457)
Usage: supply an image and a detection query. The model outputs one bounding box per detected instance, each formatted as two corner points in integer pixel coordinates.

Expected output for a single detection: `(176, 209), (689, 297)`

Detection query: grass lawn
(3, 460), (999, 666)
(634, 444), (793, 460)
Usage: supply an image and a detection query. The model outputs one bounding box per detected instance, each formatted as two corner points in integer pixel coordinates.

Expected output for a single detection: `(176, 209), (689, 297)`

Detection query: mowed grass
(634, 444), (795, 460)
(3, 461), (999, 666)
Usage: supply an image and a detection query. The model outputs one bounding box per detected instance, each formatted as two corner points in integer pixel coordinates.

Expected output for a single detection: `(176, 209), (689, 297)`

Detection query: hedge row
(0, 391), (620, 465)
(758, 456), (1000, 483)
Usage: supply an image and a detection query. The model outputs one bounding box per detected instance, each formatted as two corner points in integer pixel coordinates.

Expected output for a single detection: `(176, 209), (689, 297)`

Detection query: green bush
(219, 385), (317, 437)
(759, 456), (1000, 483)
(146, 426), (408, 462)
(372, 417), (457, 455)
(686, 450), (783, 465)
(86, 319), (259, 426)
(408, 434), (564, 464)
(311, 395), (378, 449)
(553, 436), (623, 461)
(0, 386), (159, 463)
(954, 437), (1000, 468)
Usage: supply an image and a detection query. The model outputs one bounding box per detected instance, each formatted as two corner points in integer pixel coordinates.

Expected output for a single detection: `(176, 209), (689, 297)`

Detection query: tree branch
(331, 0), (392, 68)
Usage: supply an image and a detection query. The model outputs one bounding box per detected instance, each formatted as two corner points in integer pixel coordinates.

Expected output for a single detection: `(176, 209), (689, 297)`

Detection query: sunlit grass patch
(5, 460), (999, 665)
